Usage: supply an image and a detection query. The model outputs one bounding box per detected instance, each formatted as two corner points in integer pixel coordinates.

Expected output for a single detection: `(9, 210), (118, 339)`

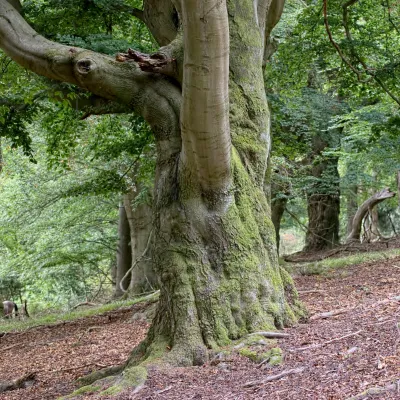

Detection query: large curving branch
(177, 0), (231, 197)
(0, 1), (182, 142)
(346, 188), (396, 243)
(263, 0), (285, 64)
(143, 0), (179, 46)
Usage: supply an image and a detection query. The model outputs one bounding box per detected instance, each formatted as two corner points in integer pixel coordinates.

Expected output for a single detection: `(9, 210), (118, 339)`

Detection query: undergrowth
(0, 291), (159, 333)
(285, 249), (400, 276)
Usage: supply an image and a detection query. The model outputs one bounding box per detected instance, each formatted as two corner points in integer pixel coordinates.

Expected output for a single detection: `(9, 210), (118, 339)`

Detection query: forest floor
(0, 254), (399, 399)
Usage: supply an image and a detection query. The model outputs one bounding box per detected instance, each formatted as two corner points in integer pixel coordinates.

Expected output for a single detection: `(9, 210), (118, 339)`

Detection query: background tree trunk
(271, 196), (287, 254)
(0, 138), (3, 174)
(304, 152), (340, 252)
(124, 193), (156, 295)
(346, 184), (358, 235)
(363, 207), (381, 242)
(113, 201), (132, 298)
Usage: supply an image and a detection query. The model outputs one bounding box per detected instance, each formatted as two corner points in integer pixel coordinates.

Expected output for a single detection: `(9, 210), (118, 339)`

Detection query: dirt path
(1, 257), (399, 399)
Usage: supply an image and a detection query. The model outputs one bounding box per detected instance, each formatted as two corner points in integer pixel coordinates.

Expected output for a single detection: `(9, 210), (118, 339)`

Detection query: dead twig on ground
(0, 372), (36, 393)
(346, 379), (400, 400)
(310, 306), (357, 321)
(298, 290), (325, 294)
(248, 331), (290, 339)
(290, 330), (362, 352)
(243, 367), (305, 388)
(75, 325), (103, 343)
(1, 343), (20, 352)
(72, 301), (98, 310)
(51, 362), (107, 374)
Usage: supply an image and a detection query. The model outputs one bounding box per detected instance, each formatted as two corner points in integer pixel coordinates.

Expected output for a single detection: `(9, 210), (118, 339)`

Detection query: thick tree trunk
(347, 188), (395, 243)
(305, 193), (340, 251)
(304, 160), (340, 251)
(127, 0), (302, 367)
(304, 133), (340, 252)
(131, 150), (301, 366)
(114, 201), (132, 298)
(363, 207), (381, 242)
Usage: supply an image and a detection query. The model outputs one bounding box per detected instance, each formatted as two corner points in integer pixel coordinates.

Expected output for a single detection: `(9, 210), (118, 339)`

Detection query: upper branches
(0, 1), (181, 135)
(323, 0), (400, 106)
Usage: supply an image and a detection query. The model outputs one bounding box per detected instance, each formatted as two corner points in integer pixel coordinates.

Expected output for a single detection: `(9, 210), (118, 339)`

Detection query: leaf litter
(1, 256), (400, 399)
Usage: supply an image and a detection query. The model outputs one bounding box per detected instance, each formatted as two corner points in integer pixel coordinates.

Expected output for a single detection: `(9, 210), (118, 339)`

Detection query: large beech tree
(0, 0), (302, 367)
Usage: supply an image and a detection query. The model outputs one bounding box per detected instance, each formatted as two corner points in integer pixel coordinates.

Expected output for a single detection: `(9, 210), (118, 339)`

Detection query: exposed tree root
(243, 367), (305, 388)
(346, 379), (400, 400)
(72, 301), (98, 310)
(310, 306), (357, 321)
(248, 331), (290, 339)
(0, 372), (36, 393)
(290, 330), (362, 352)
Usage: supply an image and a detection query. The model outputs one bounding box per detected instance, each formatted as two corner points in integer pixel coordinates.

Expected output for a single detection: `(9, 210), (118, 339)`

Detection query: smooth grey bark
(123, 192), (157, 295)
(114, 201), (132, 298)
(363, 206), (381, 242)
(346, 188), (396, 243)
(346, 184), (358, 235)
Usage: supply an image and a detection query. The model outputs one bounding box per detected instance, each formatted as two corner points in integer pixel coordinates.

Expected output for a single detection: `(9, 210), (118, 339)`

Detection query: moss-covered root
(70, 366), (147, 399)
(75, 364), (124, 387)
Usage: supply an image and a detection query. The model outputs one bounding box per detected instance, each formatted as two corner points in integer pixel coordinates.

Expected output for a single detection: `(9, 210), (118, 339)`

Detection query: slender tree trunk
(0, 138), (3, 174)
(123, 193), (156, 294)
(346, 184), (358, 235)
(271, 197), (287, 254)
(114, 201), (132, 298)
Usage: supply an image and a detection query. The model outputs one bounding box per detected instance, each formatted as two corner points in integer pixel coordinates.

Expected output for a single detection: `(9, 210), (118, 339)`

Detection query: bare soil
(1, 256), (400, 400)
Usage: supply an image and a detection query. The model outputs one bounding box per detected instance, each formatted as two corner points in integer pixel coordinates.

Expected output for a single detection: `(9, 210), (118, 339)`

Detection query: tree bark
(305, 192), (340, 251)
(304, 150), (340, 252)
(347, 188), (396, 243)
(346, 184), (358, 235)
(123, 192), (157, 295)
(114, 201), (132, 298)
(0, 0), (302, 369)
(271, 196), (287, 254)
(0, 138), (3, 174)
(363, 206), (381, 242)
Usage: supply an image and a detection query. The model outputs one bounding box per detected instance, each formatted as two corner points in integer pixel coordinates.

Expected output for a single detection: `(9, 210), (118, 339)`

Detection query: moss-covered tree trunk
(128, 0), (302, 366)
